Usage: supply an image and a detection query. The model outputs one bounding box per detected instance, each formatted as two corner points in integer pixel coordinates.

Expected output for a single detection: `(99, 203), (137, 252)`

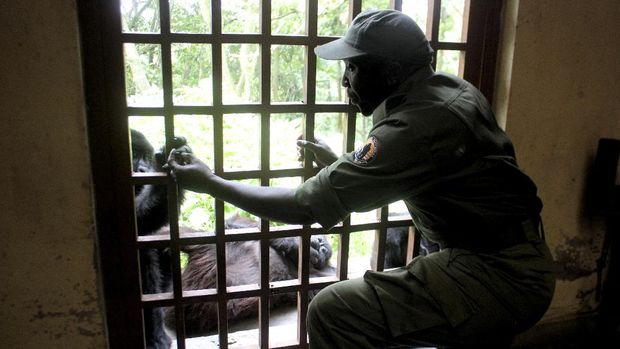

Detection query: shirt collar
(372, 65), (435, 124)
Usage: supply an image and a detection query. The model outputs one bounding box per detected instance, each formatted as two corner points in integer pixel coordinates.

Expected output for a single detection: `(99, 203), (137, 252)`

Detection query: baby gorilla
(164, 214), (335, 338)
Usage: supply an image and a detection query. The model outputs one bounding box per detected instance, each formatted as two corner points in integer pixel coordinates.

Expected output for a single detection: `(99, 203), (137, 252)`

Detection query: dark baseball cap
(314, 10), (433, 65)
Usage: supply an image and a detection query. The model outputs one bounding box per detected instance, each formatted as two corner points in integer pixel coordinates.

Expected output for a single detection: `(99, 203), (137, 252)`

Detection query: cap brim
(314, 38), (368, 60)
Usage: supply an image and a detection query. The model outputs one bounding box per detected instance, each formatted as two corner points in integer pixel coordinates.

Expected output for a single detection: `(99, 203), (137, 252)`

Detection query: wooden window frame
(78, 0), (503, 348)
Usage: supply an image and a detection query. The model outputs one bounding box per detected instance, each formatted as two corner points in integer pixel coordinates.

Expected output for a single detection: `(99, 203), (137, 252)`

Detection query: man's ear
(384, 61), (403, 86)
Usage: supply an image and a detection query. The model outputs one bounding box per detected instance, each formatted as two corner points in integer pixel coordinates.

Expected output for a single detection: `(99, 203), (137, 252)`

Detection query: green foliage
(222, 0), (260, 33)
(361, 0), (391, 12)
(121, 0), (160, 33)
(272, 0), (306, 35)
(172, 43), (213, 105)
(223, 44), (261, 103)
(318, 0), (349, 37)
(316, 58), (344, 102)
(124, 43), (163, 106)
(271, 45), (305, 103)
(170, 0), (211, 33)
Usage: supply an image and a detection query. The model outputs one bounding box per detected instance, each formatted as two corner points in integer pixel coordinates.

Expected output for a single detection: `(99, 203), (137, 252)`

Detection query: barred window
(80, 0), (502, 347)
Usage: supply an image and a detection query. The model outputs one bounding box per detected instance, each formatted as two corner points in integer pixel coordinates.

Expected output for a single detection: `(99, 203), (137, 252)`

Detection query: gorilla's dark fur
(163, 214), (336, 338)
(131, 129), (189, 349)
(379, 227), (440, 269)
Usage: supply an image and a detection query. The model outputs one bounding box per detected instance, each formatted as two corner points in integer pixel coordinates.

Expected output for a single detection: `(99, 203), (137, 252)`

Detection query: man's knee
(308, 278), (378, 329)
(308, 284), (337, 325)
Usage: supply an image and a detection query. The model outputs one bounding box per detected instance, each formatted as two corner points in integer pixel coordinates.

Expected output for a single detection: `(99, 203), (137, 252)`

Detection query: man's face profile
(341, 56), (393, 116)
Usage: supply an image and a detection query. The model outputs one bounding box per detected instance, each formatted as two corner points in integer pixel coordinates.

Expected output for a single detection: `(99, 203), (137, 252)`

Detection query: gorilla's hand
(297, 137), (338, 168)
(310, 235), (332, 270)
(166, 150), (213, 193)
(155, 136), (191, 170)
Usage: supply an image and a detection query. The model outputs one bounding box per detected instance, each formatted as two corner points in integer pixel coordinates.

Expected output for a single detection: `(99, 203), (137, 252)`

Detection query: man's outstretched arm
(166, 150), (316, 225)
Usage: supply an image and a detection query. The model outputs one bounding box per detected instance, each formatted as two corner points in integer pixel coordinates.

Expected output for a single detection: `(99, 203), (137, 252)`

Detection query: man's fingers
(179, 152), (193, 164)
(167, 148), (180, 168)
(176, 145), (192, 154)
(168, 148), (196, 167)
(297, 140), (319, 151)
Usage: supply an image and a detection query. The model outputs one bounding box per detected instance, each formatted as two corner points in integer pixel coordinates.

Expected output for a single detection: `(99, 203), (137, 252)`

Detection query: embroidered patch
(354, 136), (378, 164)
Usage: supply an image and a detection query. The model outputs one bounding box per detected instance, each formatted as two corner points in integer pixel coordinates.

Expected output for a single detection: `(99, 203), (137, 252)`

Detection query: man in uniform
(167, 10), (555, 348)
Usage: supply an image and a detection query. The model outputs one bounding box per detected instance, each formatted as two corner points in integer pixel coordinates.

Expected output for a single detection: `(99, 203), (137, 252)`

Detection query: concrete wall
(499, 0), (620, 323)
(0, 0), (107, 347)
(1, 0), (619, 347)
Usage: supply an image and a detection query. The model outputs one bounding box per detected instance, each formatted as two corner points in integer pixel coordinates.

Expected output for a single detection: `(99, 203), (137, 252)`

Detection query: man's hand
(165, 149), (213, 193)
(297, 137), (338, 168)
(155, 136), (191, 170)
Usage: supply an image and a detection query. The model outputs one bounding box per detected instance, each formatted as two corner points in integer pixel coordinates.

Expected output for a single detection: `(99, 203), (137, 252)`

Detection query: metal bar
(434, 42), (468, 50)
(297, 231), (311, 348)
(128, 103), (355, 115)
(338, 6), (358, 293)
(259, 235), (271, 349)
(259, 2), (273, 345)
(209, 1), (231, 347)
(306, 0), (318, 107)
(337, 226), (350, 280)
(407, 225), (421, 262)
(158, 1), (188, 347)
(391, 0), (403, 11)
(350, 0), (362, 19)
(372, 207), (389, 271)
(121, 32), (341, 46)
(137, 218), (414, 251)
(139, 277), (342, 309)
(298, 2), (319, 341)
(302, 113), (316, 178)
(430, 0), (441, 70)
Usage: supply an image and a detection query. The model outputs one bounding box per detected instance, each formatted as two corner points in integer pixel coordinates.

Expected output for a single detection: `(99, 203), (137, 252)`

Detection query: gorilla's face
(131, 130), (156, 170)
(310, 235), (333, 269)
(130, 129), (157, 195)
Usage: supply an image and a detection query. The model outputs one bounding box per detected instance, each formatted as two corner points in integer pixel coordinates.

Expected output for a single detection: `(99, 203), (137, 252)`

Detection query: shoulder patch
(354, 136), (378, 164)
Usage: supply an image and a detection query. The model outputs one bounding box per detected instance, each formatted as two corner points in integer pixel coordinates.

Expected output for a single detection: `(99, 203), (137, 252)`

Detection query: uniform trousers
(307, 237), (555, 348)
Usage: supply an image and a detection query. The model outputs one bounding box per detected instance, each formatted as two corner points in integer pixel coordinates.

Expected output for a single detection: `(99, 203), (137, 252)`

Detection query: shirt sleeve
(294, 166), (350, 230)
(295, 114), (441, 230)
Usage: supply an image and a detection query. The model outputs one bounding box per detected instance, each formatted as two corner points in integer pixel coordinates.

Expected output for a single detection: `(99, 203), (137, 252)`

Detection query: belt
(455, 216), (544, 252)
(522, 217), (544, 242)
(493, 216), (544, 250)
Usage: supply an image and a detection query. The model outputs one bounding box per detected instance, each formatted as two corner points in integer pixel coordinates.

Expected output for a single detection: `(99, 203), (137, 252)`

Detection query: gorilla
(131, 128), (189, 349)
(379, 226), (440, 269)
(163, 214), (336, 338)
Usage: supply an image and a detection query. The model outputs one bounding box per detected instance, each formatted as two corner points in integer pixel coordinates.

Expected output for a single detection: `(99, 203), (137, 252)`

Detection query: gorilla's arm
(135, 184), (170, 234)
(133, 132), (190, 234)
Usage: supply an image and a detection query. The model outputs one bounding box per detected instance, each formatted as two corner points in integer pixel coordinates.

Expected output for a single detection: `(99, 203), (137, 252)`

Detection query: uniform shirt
(295, 65), (542, 251)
